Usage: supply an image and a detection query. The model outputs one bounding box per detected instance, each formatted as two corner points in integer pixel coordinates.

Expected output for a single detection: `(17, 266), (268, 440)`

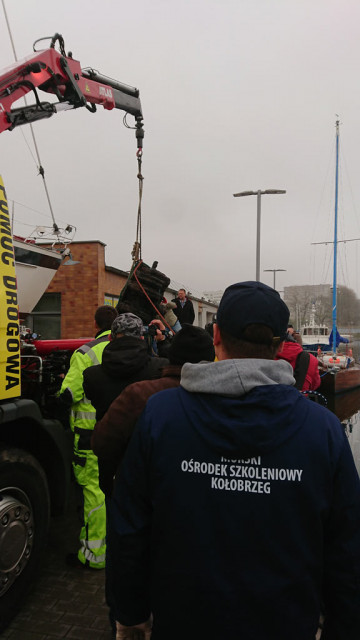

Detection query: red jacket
(276, 341), (321, 392)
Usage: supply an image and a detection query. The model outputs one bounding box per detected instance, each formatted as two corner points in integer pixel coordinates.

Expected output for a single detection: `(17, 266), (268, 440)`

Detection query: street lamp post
(263, 268), (287, 291)
(233, 189), (286, 281)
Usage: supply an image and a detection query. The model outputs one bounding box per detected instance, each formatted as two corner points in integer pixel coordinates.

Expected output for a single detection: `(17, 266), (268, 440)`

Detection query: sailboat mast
(332, 119), (340, 353)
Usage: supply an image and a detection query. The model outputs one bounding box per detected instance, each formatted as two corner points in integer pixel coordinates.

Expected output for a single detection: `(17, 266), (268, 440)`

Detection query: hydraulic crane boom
(0, 33), (144, 147)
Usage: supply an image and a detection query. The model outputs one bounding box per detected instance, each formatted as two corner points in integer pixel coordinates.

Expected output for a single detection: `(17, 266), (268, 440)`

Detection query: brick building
(28, 241), (128, 339)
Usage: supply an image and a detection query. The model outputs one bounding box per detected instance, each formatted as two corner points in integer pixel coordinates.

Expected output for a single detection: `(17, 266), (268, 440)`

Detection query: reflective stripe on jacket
(60, 330), (111, 434)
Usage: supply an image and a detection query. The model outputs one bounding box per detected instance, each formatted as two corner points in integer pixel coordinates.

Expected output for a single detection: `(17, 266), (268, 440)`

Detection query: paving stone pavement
(2, 479), (112, 640)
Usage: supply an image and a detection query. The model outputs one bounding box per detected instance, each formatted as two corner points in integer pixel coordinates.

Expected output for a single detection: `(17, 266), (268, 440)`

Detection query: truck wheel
(0, 448), (50, 632)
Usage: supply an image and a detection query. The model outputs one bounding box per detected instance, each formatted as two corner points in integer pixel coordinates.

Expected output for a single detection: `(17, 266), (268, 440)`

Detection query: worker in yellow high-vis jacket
(60, 304), (117, 569)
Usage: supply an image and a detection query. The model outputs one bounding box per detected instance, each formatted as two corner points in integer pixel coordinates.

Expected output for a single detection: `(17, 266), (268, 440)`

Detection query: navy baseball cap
(217, 281), (289, 341)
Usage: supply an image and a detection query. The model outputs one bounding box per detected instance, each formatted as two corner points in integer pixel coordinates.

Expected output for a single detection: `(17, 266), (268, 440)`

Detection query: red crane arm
(0, 34), (143, 140)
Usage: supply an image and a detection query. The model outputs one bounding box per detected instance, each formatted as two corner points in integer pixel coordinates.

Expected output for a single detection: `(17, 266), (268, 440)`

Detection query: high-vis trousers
(73, 449), (106, 569)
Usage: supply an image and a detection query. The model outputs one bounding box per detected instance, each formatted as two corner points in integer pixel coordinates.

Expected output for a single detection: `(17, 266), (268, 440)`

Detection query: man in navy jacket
(109, 281), (360, 640)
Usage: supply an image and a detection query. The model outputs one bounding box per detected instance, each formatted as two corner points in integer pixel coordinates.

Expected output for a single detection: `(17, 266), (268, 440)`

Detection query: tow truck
(0, 33), (168, 631)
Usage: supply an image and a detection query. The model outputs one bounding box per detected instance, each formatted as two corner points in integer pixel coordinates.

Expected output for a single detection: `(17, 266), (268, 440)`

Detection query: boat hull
(14, 240), (62, 313)
(324, 387), (360, 422)
(319, 365), (360, 394)
(303, 343), (331, 353)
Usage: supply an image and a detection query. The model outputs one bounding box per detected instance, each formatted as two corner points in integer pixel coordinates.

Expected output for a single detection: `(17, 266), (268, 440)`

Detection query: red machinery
(0, 33), (144, 148)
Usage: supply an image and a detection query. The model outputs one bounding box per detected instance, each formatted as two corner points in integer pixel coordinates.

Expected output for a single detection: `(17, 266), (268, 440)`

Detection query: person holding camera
(83, 312), (168, 638)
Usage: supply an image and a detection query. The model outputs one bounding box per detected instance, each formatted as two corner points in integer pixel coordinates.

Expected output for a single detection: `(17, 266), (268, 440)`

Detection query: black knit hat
(168, 324), (215, 365)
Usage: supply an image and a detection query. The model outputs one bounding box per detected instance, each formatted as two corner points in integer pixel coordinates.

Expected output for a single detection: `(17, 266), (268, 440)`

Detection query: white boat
(13, 218), (78, 315)
(300, 303), (330, 351)
(14, 236), (63, 314)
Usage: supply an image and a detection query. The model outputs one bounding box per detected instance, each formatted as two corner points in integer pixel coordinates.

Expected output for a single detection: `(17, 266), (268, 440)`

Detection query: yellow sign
(0, 175), (21, 399)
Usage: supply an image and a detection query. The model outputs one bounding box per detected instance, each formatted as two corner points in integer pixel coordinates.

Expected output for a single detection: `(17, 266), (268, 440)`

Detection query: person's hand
(116, 617), (152, 639)
(149, 319), (165, 342)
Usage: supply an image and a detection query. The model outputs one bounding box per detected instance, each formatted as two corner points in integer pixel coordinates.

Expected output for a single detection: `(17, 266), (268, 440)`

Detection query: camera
(143, 325), (170, 337)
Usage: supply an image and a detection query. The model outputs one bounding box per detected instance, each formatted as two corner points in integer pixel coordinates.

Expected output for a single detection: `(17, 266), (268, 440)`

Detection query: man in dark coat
(172, 288), (195, 325)
(83, 313), (168, 421)
(109, 282), (360, 640)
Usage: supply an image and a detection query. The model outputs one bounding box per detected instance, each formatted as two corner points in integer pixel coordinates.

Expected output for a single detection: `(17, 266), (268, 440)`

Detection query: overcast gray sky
(1, 0), (360, 299)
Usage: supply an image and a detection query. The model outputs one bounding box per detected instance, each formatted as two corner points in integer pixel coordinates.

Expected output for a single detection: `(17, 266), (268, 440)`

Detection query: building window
(104, 294), (118, 308)
(27, 293), (61, 339)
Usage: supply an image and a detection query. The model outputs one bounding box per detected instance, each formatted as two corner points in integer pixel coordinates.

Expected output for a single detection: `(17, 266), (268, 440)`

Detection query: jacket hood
(101, 335), (150, 377)
(178, 359), (306, 458)
(275, 340), (303, 368)
(181, 358), (295, 396)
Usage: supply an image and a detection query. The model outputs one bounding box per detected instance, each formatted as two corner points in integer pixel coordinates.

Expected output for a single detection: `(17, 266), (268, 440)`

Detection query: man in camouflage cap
(110, 313), (144, 339)
(84, 313), (168, 424)
(84, 311), (168, 637)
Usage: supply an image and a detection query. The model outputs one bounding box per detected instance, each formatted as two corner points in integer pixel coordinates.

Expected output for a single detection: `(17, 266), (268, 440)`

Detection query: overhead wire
(9, 199), (74, 228)
(19, 131), (38, 166)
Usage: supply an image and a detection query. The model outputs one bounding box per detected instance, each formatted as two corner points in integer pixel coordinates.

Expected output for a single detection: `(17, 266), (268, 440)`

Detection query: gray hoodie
(180, 358), (295, 397)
